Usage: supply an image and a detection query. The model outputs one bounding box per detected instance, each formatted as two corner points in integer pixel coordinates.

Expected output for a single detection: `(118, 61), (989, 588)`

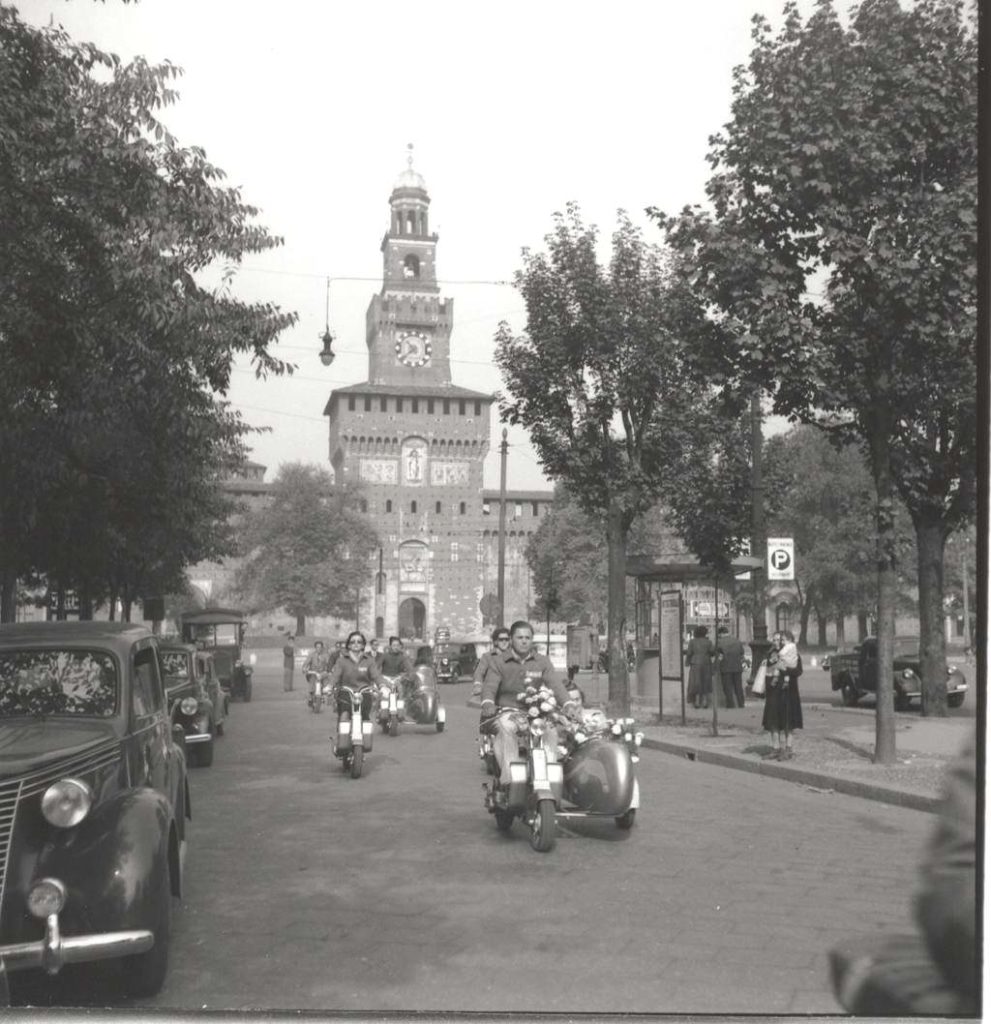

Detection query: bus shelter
(626, 554), (763, 724)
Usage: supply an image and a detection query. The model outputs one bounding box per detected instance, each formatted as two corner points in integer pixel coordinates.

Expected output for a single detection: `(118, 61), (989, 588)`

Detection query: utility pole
(748, 389), (770, 682)
(497, 428), (508, 629)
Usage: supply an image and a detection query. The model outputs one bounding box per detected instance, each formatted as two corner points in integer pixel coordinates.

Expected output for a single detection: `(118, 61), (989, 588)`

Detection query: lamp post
(319, 277), (336, 367)
(496, 428), (508, 628)
(748, 388), (771, 682)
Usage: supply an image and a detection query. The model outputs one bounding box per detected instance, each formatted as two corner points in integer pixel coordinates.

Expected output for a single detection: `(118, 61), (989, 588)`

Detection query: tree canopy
(0, 6), (296, 619)
(658, 0), (976, 753)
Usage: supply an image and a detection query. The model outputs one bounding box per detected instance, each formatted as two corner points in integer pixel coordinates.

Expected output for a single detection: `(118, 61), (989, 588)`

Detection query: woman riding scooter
(326, 631), (383, 750)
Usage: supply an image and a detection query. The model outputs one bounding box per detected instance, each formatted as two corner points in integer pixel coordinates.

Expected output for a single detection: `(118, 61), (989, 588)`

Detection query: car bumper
(0, 911), (153, 977)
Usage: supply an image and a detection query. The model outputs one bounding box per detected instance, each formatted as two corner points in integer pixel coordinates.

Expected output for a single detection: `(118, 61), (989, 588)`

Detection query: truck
(828, 636), (967, 710)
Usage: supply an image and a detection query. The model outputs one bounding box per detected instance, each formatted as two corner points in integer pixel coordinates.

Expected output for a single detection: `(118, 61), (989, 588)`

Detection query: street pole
(748, 389), (771, 683)
(961, 536), (971, 652)
(497, 428), (508, 629)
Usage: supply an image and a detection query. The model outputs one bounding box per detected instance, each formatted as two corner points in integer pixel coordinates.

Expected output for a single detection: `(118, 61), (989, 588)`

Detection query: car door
(129, 640), (173, 797)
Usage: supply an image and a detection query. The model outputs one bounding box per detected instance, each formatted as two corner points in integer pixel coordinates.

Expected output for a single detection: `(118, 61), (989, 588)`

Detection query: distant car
(159, 642), (226, 767)
(179, 608), (253, 701)
(0, 622), (189, 999)
(829, 636), (968, 710)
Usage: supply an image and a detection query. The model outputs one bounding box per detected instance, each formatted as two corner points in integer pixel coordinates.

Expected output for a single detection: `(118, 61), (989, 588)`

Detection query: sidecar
(558, 717), (642, 829)
(404, 664), (446, 732)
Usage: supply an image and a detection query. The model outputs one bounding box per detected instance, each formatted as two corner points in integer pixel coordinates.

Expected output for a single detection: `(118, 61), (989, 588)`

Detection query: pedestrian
(685, 625), (714, 709)
(282, 634), (296, 692)
(715, 626), (746, 708)
(761, 630), (803, 759)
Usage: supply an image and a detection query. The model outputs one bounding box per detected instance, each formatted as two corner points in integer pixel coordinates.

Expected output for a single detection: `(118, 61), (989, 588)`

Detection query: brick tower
(324, 150), (495, 640)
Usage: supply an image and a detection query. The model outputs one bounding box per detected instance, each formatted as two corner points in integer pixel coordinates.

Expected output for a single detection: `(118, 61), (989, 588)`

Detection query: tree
(0, 7), (296, 620)
(660, 0), (976, 757)
(763, 426), (916, 645)
(496, 206), (723, 714)
(233, 464), (378, 635)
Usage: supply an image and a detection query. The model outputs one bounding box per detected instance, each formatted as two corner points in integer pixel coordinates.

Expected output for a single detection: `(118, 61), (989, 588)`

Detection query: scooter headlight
(27, 878), (66, 918)
(611, 722), (622, 735)
(41, 778), (93, 828)
(180, 697), (199, 716)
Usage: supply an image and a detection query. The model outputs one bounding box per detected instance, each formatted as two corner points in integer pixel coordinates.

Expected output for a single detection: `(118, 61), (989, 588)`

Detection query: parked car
(0, 622), (190, 999)
(159, 642), (226, 767)
(179, 608), (253, 701)
(829, 636), (968, 710)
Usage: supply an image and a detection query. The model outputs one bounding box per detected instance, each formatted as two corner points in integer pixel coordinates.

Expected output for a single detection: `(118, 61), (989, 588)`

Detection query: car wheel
(841, 683), (859, 707)
(122, 855), (172, 998)
(894, 691), (911, 712)
(947, 693), (965, 709)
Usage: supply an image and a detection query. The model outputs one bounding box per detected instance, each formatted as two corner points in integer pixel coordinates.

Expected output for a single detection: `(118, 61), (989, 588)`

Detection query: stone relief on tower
(359, 458), (398, 484)
(402, 438), (428, 485)
(398, 540), (428, 591)
(430, 461), (470, 486)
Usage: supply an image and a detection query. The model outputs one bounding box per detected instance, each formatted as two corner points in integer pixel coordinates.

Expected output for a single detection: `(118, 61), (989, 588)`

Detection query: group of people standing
(685, 625), (804, 758)
(684, 625), (748, 709)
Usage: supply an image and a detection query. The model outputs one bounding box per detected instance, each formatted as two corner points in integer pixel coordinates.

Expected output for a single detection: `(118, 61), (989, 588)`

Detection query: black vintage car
(180, 608), (253, 701)
(159, 642), (227, 768)
(0, 622), (190, 999)
(830, 636), (968, 710)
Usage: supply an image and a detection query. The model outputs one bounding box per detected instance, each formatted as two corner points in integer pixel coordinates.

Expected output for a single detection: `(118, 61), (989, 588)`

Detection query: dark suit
(716, 633), (746, 707)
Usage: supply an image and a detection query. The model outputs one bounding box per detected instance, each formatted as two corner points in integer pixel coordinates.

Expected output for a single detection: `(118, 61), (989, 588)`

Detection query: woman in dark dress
(761, 630), (803, 759)
(685, 625), (714, 709)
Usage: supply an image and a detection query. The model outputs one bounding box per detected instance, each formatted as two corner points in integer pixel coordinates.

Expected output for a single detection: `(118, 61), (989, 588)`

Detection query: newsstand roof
(625, 553), (763, 582)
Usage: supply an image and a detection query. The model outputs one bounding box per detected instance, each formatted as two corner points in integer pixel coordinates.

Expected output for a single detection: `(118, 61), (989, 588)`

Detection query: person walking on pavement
(761, 630), (803, 759)
(471, 627), (510, 697)
(282, 634), (296, 692)
(685, 625), (714, 709)
(715, 626), (746, 708)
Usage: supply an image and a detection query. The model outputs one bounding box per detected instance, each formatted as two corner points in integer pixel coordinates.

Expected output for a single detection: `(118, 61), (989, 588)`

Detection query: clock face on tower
(395, 330), (432, 368)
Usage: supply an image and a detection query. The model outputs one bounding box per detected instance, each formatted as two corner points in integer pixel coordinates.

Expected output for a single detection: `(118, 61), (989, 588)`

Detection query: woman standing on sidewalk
(685, 625), (714, 709)
(762, 630), (803, 759)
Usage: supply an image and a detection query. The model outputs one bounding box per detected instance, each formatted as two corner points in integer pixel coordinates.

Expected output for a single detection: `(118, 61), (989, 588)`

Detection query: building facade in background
(322, 157), (551, 639)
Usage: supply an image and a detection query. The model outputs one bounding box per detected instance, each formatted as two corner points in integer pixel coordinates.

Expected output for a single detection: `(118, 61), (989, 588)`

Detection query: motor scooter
(377, 674), (406, 737)
(333, 682), (376, 778)
(481, 690), (568, 853)
(403, 663), (446, 732)
(481, 688), (643, 850)
(306, 670), (329, 713)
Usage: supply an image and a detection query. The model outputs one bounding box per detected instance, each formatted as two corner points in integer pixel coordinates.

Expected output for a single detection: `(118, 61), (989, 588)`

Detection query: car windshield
(161, 651), (191, 679)
(894, 639), (920, 658)
(0, 649), (118, 718)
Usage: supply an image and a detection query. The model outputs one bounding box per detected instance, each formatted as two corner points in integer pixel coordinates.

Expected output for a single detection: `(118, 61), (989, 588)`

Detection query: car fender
(36, 787), (175, 935)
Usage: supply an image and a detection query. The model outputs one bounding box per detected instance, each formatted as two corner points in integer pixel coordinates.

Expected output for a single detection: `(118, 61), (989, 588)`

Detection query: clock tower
(366, 146), (453, 387)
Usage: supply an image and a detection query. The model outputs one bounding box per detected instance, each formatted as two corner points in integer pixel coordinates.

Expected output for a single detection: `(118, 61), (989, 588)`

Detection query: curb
(465, 698), (939, 815)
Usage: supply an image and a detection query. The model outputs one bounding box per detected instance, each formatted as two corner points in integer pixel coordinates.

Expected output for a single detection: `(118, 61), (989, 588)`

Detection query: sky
(15, 0), (811, 490)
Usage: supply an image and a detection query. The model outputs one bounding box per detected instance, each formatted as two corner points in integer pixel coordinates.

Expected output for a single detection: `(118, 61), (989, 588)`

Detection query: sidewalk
(467, 676), (975, 814)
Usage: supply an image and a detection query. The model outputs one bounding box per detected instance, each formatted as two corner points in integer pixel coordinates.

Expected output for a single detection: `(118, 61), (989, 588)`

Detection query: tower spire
(407, 142), (414, 170)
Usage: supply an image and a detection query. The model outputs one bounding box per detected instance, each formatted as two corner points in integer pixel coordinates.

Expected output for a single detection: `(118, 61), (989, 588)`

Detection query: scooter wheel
(530, 799), (556, 853)
(388, 717), (399, 737)
(494, 807), (514, 832)
(350, 745), (364, 779)
(615, 809), (636, 830)
(312, 699), (323, 714)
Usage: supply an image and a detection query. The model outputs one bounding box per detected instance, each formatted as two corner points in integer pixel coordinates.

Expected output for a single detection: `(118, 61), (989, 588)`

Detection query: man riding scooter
(303, 640), (333, 709)
(380, 635), (415, 694)
(479, 620), (580, 801)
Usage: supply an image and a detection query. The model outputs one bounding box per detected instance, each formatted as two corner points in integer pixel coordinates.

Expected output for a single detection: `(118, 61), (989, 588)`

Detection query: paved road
(19, 666), (936, 1014)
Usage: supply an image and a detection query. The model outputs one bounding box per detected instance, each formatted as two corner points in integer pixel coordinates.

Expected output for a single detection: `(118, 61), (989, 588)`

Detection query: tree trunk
(296, 613), (306, 637)
(605, 498), (630, 716)
(78, 580), (93, 621)
(0, 570), (16, 624)
(816, 611), (827, 647)
(798, 592), (813, 646)
(857, 611), (869, 641)
(835, 615), (846, 644)
(915, 515), (948, 717)
(866, 414), (898, 764)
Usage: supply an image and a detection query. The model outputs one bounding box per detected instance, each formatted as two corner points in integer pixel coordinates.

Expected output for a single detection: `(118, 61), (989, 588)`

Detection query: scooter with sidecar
(480, 687), (642, 850)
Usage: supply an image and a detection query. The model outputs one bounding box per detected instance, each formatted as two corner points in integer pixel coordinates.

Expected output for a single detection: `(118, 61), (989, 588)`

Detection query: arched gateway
(398, 597), (426, 640)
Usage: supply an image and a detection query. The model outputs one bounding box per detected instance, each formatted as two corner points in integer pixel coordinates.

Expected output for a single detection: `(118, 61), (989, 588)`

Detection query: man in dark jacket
(716, 626), (747, 708)
(479, 620), (578, 785)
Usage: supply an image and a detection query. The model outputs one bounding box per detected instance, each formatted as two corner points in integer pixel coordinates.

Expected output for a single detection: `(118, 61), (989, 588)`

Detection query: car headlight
(27, 878), (66, 918)
(180, 697), (199, 715)
(902, 669), (915, 679)
(41, 778), (93, 828)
